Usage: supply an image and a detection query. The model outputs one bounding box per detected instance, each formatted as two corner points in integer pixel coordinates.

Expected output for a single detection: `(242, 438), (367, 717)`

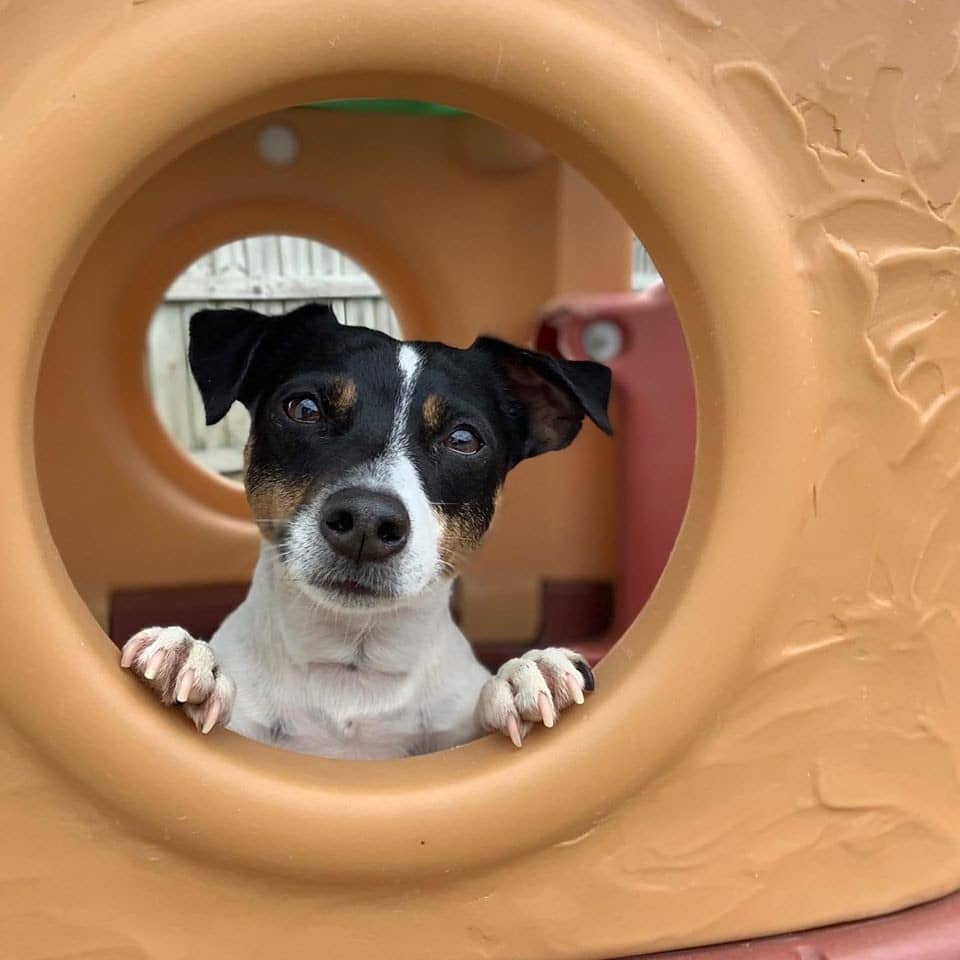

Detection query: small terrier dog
(121, 304), (612, 759)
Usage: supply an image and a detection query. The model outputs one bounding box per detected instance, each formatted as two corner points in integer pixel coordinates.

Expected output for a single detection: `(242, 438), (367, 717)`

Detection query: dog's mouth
(327, 578), (378, 598)
(311, 574), (405, 607)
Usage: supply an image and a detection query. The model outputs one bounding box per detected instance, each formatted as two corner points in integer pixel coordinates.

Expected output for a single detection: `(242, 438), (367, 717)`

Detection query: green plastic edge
(301, 99), (465, 116)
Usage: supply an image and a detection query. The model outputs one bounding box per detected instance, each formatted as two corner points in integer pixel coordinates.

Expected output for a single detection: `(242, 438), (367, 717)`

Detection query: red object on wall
(637, 888), (960, 959)
(533, 283), (696, 637)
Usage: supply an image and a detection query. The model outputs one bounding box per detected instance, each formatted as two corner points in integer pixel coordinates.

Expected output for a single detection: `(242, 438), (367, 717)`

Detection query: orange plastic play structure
(5, 2), (960, 957)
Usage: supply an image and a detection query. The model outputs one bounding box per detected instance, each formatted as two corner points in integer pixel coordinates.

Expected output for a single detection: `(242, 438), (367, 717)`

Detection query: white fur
(395, 343), (422, 429)
(211, 548), (490, 757)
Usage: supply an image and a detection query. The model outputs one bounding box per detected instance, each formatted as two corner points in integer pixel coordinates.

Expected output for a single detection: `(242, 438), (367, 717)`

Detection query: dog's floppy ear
(474, 336), (613, 461)
(188, 302), (341, 424)
(188, 308), (270, 425)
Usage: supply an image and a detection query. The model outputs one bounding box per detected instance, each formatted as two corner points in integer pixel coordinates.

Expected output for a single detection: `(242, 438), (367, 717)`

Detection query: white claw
(566, 674), (585, 705)
(538, 692), (555, 728)
(175, 668), (194, 704)
(143, 650), (165, 681)
(201, 698), (222, 735)
(505, 714), (523, 748)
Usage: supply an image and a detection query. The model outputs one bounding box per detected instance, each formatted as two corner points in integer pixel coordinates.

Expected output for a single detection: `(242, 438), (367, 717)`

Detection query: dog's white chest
(221, 653), (429, 758)
(206, 583), (490, 760)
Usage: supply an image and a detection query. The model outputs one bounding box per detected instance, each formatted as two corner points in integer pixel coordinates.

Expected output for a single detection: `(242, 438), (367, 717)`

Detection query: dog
(120, 303), (612, 759)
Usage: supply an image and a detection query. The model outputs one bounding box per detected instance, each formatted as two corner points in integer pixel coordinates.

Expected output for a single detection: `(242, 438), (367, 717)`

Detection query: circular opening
(43, 102), (693, 759)
(12, 4), (815, 881)
(98, 105), (695, 758)
(146, 234), (402, 482)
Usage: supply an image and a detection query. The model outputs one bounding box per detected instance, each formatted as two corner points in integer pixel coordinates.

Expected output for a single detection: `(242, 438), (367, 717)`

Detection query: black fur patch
(266, 720), (288, 743)
(575, 659), (596, 692)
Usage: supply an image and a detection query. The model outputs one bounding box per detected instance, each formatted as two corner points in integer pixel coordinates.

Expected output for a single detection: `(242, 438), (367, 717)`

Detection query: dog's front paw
(120, 626), (236, 734)
(476, 647), (595, 748)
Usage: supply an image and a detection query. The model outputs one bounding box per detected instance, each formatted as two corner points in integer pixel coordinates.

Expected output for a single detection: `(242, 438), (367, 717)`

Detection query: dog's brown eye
(444, 426), (483, 455)
(284, 396), (322, 423)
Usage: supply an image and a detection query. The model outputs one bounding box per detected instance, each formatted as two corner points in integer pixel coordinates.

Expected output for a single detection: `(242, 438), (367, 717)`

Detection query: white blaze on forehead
(379, 342), (439, 594)
(392, 343), (423, 448)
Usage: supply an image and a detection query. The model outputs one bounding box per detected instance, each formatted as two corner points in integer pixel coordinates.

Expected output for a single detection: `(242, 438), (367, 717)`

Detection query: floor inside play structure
(108, 579), (617, 671)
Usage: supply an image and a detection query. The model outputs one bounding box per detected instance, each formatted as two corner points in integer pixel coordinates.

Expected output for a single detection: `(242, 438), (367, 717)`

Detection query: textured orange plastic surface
(3, 1), (960, 958)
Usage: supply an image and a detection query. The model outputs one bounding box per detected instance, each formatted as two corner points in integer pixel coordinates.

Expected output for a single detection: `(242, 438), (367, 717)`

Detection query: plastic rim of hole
(115, 206), (422, 523)
(3, 0), (816, 881)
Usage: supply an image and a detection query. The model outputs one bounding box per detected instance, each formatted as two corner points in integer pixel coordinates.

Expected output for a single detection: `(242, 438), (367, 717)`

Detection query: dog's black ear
(188, 308), (270, 425)
(188, 303), (341, 424)
(474, 336), (613, 460)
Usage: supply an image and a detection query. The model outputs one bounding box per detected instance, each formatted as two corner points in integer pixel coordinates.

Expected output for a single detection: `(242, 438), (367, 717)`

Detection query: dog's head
(189, 303), (612, 611)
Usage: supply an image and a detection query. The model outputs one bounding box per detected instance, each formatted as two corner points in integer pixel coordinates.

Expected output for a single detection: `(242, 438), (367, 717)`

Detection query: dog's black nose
(320, 487), (410, 562)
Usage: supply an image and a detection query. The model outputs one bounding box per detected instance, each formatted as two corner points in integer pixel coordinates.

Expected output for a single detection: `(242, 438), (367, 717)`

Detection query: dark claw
(574, 659), (595, 692)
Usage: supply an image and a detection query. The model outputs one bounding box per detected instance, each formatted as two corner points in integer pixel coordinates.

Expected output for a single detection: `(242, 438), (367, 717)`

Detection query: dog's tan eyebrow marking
(246, 474), (311, 542)
(245, 429), (311, 542)
(326, 377), (358, 416)
(434, 504), (489, 570)
(422, 394), (447, 432)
